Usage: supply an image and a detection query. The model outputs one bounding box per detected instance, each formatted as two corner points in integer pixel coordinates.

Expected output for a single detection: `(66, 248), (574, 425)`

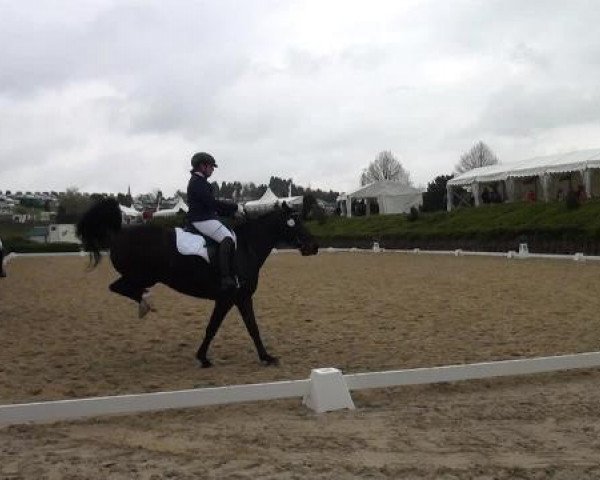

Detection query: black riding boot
(219, 237), (237, 291)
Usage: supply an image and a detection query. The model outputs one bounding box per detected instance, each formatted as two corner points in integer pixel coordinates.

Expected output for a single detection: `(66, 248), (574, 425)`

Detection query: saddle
(176, 226), (218, 263)
(177, 226), (245, 285)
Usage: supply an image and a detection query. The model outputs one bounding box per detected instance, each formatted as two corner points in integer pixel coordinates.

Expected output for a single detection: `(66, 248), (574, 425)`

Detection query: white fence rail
(0, 379), (309, 427)
(5, 247), (600, 263)
(2, 352), (600, 427)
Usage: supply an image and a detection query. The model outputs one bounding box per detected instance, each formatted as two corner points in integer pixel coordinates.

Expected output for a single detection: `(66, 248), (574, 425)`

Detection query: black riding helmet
(191, 152), (218, 170)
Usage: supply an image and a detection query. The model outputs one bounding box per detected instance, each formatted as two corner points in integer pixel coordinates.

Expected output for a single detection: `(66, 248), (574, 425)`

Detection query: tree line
(29, 140), (498, 222)
(50, 177), (340, 223)
(183, 176), (339, 204)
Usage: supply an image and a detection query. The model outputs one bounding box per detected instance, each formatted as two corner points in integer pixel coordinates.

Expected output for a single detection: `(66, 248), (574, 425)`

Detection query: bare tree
(360, 151), (412, 186)
(455, 141), (499, 174)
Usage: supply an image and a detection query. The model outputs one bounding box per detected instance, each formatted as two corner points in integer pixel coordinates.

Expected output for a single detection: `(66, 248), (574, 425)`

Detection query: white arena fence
(2, 352), (600, 427)
(2, 249), (600, 427)
(4, 243), (600, 264)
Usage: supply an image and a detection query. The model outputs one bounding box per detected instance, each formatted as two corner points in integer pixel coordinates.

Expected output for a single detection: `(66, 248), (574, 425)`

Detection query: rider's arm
(189, 176), (238, 217)
(214, 199), (238, 217)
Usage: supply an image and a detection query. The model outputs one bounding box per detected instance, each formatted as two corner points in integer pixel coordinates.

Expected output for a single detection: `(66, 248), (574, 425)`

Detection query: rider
(187, 152), (240, 291)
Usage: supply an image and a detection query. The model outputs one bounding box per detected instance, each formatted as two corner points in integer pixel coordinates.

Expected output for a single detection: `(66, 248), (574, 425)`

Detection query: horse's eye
(286, 219), (296, 227)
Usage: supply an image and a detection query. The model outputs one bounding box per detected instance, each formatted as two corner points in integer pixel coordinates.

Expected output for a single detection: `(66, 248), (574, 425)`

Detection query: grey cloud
(480, 85), (600, 136)
(3, 1), (600, 195)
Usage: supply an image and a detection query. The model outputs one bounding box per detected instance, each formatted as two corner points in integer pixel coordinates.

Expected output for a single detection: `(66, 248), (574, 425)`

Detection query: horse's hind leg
(109, 276), (155, 318)
(196, 298), (235, 368)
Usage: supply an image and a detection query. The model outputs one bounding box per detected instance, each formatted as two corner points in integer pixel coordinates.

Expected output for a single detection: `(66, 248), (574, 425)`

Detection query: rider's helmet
(191, 152), (218, 170)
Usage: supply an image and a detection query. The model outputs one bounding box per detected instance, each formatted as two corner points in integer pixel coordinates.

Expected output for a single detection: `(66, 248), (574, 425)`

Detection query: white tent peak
(153, 196), (189, 217)
(258, 187), (279, 203)
(244, 187), (303, 211)
(119, 204), (141, 216)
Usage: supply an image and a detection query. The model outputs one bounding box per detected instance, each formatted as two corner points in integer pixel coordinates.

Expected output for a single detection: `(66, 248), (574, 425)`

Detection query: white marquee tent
(446, 148), (600, 210)
(337, 180), (423, 217)
(244, 188), (303, 212)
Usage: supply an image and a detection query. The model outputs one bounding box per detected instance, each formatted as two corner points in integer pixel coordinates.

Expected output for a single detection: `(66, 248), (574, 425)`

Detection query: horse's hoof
(260, 355), (279, 366)
(198, 358), (213, 368)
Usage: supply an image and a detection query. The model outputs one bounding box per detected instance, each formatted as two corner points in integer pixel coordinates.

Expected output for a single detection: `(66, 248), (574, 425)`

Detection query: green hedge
(2, 237), (81, 253)
(4, 200), (600, 254)
(306, 200), (600, 254)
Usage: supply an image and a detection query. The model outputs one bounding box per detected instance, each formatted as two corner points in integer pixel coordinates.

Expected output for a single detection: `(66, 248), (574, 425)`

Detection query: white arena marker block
(519, 243), (529, 256)
(303, 368), (355, 413)
(574, 252), (586, 262)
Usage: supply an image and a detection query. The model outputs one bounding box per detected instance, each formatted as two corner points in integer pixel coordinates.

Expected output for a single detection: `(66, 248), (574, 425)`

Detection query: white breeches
(192, 220), (236, 244)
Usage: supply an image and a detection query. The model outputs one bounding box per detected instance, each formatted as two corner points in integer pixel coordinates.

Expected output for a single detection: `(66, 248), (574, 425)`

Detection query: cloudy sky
(1, 0), (600, 196)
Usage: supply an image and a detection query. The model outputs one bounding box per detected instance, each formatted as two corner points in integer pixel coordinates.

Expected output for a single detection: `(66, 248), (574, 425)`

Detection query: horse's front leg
(236, 294), (279, 366)
(196, 297), (235, 368)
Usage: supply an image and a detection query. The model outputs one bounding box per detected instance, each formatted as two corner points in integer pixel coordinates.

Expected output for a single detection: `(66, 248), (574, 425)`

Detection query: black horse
(76, 198), (318, 367)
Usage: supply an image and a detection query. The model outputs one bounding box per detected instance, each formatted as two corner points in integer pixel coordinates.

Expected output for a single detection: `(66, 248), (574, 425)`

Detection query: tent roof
(244, 187), (280, 206)
(244, 188), (304, 209)
(153, 197), (188, 216)
(119, 204), (142, 216)
(448, 148), (600, 186)
(343, 180), (422, 199)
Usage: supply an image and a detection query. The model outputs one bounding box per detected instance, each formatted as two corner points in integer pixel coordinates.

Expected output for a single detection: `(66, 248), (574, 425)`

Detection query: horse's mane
(234, 209), (283, 237)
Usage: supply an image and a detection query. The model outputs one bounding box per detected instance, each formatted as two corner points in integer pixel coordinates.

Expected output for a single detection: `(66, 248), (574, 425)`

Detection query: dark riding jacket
(186, 172), (237, 222)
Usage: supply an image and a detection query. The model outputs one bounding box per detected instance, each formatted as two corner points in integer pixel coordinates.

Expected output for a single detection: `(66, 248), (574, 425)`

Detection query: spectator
(525, 190), (536, 202)
(481, 188), (490, 204)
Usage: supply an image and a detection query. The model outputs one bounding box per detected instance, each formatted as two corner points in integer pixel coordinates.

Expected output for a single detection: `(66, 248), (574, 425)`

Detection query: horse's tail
(76, 198), (122, 267)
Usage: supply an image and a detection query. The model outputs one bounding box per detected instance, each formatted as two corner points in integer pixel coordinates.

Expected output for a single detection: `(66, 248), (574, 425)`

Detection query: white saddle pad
(175, 228), (210, 263)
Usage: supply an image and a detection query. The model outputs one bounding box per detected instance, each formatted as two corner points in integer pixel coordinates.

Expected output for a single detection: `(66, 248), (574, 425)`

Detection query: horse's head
(278, 203), (319, 256)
